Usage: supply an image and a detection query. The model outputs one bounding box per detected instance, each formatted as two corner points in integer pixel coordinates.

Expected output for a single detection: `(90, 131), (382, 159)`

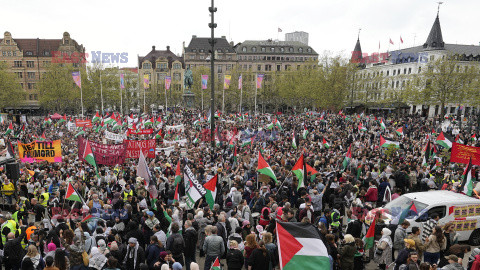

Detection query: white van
(370, 190), (480, 245)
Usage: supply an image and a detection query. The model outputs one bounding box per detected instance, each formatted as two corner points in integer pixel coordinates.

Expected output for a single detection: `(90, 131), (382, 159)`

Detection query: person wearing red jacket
(365, 181), (378, 207)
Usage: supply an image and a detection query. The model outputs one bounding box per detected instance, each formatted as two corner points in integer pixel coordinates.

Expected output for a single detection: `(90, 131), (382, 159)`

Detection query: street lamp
(209, 0), (217, 154)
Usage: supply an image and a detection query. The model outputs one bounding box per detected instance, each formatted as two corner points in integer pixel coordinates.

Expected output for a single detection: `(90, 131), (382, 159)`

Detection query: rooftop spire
(351, 29), (363, 63)
(423, 13), (444, 50)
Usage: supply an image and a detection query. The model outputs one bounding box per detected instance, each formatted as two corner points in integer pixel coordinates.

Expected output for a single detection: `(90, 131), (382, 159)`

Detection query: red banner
(127, 129), (153, 135)
(125, 139), (156, 158)
(75, 119), (93, 128)
(451, 142), (480, 166)
(77, 137), (126, 165)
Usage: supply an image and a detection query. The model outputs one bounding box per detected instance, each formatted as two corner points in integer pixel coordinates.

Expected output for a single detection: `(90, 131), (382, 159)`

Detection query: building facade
(183, 35), (237, 81)
(285, 31), (309, 45)
(0, 31), (85, 111)
(350, 14), (480, 117)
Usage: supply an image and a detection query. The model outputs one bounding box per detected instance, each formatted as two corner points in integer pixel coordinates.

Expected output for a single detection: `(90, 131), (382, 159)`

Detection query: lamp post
(209, 0), (217, 153)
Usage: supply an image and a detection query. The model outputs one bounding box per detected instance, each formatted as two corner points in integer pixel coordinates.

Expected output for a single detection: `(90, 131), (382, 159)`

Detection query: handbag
(375, 248), (384, 256)
(82, 251), (89, 266)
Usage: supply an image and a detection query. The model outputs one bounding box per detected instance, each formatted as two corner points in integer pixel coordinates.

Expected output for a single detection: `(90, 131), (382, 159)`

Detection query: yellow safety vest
(123, 189), (133, 201)
(1, 221), (15, 245)
(40, 192), (49, 207)
(17, 228), (27, 249)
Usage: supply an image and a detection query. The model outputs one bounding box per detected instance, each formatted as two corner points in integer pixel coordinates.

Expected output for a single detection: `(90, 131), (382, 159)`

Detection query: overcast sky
(2, 0), (479, 67)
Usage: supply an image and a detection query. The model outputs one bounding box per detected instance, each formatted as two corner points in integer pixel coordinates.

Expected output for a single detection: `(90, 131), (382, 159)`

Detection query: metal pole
(165, 82), (168, 112)
(119, 70), (123, 115)
(222, 88), (225, 113)
(255, 73), (258, 116)
(209, 0), (217, 151)
(240, 73), (243, 114)
(100, 71), (104, 113)
(79, 71), (84, 118)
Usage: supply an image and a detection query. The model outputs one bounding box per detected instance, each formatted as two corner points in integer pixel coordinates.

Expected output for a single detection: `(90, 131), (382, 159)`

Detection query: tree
(0, 62), (23, 110)
(404, 55), (477, 116)
(38, 64), (80, 113)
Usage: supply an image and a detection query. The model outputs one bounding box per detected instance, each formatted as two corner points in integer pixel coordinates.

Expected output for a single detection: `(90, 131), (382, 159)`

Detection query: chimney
(192, 35), (197, 38)
(152, 45), (156, 51)
(167, 46), (170, 51)
(221, 36), (226, 39)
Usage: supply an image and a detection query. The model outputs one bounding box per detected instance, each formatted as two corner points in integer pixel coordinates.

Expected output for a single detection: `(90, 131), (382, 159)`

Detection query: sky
(1, 0), (479, 67)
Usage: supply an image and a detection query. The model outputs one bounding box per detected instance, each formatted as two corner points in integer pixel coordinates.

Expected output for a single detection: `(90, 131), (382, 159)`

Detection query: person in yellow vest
(1, 177), (15, 205)
(122, 184), (134, 202)
(0, 214), (16, 248)
(39, 187), (50, 207)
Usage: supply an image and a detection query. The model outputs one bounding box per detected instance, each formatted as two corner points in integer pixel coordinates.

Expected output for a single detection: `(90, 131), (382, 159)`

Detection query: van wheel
(469, 229), (480, 246)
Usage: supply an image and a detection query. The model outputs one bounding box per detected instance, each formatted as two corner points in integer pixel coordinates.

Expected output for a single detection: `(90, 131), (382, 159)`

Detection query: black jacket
(227, 248), (244, 270)
(3, 232), (26, 268)
(183, 227), (198, 256)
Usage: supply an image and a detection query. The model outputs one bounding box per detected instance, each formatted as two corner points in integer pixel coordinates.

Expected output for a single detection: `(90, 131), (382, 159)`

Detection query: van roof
(404, 190), (479, 205)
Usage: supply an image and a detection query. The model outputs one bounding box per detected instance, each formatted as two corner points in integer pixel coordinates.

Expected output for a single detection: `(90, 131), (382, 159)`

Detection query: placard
(18, 140), (62, 163)
(127, 129), (153, 135)
(105, 130), (126, 142)
(469, 220), (477, 230)
(460, 206), (468, 218)
(77, 137), (126, 166)
(125, 139), (156, 158)
(454, 207), (461, 218)
(75, 119), (93, 128)
(166, 124), (185, 131)
(475, 205), (480, 216)
(463, 220), (470, 231)
(455, 221), (463, 231)
(468, 205), (476, 217)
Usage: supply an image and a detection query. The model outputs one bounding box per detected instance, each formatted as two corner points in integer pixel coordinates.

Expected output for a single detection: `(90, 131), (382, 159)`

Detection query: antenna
(437, 1), (443, 16)
(358, 28), (362, 40)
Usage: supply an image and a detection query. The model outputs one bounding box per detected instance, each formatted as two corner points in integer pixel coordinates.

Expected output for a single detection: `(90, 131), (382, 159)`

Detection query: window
(189, 55), (195, 59)
(404, 68), (407, 74)
(430, 55), (435, 61)
(289, 47), (294, 52)
(261, 47), (266, 52)
(248, 56), (252, 61)
(43, 61), (51, 67)
(257, 65), (261, 71)
(408, 68), (412, 74)
(252, 47), (257, 52)
(217, 65), (222, 73)
(276, 65), (281, 71)
(173, 72), (181, 81)
(270, 47), (275, 52)
(143, 63), (151, 69)
(226, 64), (232, 71)
(387, 70), (389, 76)
(393, 70), (396, 76)
(27, 83), (35, 89)
(173, 63), (181, 69)
(16, 72), (23, 78)
(280, 47), (284, 52)
(242, 47), (246, 52)
(1, 51), (5, 56)
(253, 56), (257, 60)
(25, 51), (33, 56)
(418, 67), (422, 73)
(217, 49), (222, 53)
(200, 49), (204, 53)
(14, 61), (22, 67)
(27, 72), (35, 79)
(307, 48), (312, 53)
(34, 94), (38, 100)
(299, 48), (303, 53)
(26, 61), (34, 68)
(158, 63), (168, 69)
(265, 65), (272, 71)
(415, 206), (446, 222)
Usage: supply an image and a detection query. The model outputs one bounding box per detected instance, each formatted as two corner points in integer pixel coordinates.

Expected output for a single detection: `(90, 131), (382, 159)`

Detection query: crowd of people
(0, 109), (480, 270)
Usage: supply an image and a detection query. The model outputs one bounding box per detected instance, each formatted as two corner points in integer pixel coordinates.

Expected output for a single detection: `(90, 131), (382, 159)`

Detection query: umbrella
(50, 113), (63, 120)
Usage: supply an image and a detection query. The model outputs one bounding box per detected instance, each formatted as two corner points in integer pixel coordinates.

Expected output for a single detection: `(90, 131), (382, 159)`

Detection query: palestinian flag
(144, 117), (153, 127)
(322, 138), (330, 149)
(193, 120), (200, 126)
(380, 119), (386, 130)
(155, 116), (163, 127)
(455, 134), (464, 144)
(292, 132), (297, 149)
(292, 154), (306, 189)
(431, 128), (438, 137)
(275, 119), (282, 130)
(460, 158), (474, 196)
(173, 182), (180, 203)
(396, 127), (404, 136)
(113, 120), (122, 130)
(380, 135), (400, 149)
(75, 127), (86, 138)
(82, 140), (98, 173)
(155, 130), (163, 139)
(342, 144), (352, 170)
(92, 112), (101, 123)
(306, 164), (318, 177)
(233, 146), (237, 166)
(436, 132), (453, 149)
(358, 122), (367, 132)
(174, 161), (182, 186)
(210, 257), (221, 270)
(391, 202), (416, 225)
(43, 117), (52, 126)
(257, 151), (278, 183)
(193, 136), (200, 144)
(241, 138), (251, 147)
(103, 114), (115, 125)
(302, 125), (309, 139)
(95, 122), (104, 133)
(66, 182), (83, 202)
(430, 158), (441, 171)
(276, 222), (330, 270)
(58, 114), (67, 124)
(471, 134), (477, 142)
(266, 121), (275, 130)
(204, 174), (218, 209)
(4, 123), (13, 135)
(423, 141), (432, 166)
(363, 218), (376, 250)
(228, 136), (235, 148)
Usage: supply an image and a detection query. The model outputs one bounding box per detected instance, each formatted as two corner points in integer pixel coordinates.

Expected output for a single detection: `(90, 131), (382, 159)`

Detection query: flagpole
(222, 86), (225, 113)
(165, 79), (168, 112)
(78, 71), (84, 119)
(255, 73), (258, 116)
(240, 74), (243, 114)
(119, 70), (123, 115)
(100, 70), (104, 113)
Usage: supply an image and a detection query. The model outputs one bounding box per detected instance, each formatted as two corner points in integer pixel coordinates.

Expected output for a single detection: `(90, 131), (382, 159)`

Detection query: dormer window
(242, 47), (246, 52)
(307, 48), (312, 53)
(252, 47), (257, 52)
(298, 48), (303, 53)
(289, 47), (294, 52)
(65, 39), (69, 45)
(432, 42), (437, 47)
(261, 47), (266, 52)
(25, 51), (33, 56)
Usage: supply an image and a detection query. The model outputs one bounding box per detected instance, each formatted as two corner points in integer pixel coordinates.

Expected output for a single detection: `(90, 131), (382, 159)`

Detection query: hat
(242, 220), (250, 228)
(445, 254), (459, 262)
(172, 262), (183, 270)
(128, 237), (138, 244)
(47, 243), (57, 252)
(226, 202), (233, 207)
(404, 239), (415, 247)
(146, 211), (154, 217)
(344, 234), (355, 244)
(165, 163), (171, 167)
(382, 228), (391, 236)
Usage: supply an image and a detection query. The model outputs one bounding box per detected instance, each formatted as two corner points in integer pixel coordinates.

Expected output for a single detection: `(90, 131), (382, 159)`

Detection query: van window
(415, 206), (446, 222)
(384, 196), (428, 217)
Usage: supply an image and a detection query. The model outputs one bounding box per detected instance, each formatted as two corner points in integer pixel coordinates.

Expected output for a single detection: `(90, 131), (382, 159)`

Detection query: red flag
(389, 38), (394, 45)
(400, 36), (404, 44)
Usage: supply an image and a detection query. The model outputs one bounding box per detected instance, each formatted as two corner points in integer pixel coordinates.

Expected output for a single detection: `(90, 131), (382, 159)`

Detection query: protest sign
(166, 124), (185, 131)
(77, 137), (126, 165)
(127, 129), (153, 135)
(105, 130), (126, 142)
(75, 119), (92, 128)
(18, 140), (62, 163)
(451, 142), (480, 165)
(125, 139), (156, 158)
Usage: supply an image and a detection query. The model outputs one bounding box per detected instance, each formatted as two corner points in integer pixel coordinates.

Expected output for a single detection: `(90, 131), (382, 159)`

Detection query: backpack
(398, 264), (407, 270)
(171, 234), (184, 256)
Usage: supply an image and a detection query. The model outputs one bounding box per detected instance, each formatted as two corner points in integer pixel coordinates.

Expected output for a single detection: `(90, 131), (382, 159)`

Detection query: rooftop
(138, 46), (184, 69)
(235, 40), (317, 55)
